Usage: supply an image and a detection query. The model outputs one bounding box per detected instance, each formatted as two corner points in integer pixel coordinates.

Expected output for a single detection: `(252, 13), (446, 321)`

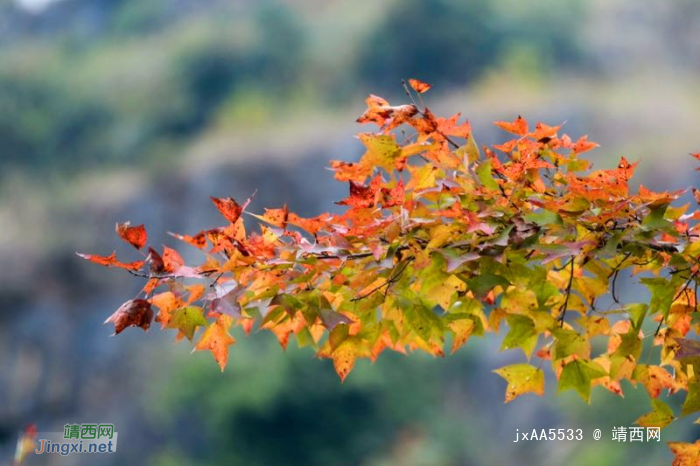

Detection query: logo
(33, 424), (118, 456)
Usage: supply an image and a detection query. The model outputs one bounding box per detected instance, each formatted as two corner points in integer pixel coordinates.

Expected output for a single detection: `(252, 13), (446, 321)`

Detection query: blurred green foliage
(0, 0), (584, 174)
(147, 334), (476, 466)
(0, 72), (113, 169)
(359, 0), (585, 91)
(144, 332), (695, 466)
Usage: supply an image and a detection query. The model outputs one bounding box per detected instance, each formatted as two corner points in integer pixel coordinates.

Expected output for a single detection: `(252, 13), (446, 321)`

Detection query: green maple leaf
(635, 399), (675, 429)
(558, 359), (606, 403)
(167, 306), (208, 341)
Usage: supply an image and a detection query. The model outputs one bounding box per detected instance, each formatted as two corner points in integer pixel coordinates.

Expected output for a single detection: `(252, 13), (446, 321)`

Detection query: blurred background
(1, 0), (700, 464)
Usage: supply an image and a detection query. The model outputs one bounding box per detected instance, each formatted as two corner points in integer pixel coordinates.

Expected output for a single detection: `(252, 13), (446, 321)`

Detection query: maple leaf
(532, 122), (561, 140)
(385, 104), (421, 132)
(637, 184), (684, 207)
(494, 116), (528, 135)
(558, 359), (606, 403)
(408, 78), (432, 93)
(205, 228), (232, 254)
(167, 306), (208, 341)
(370, 331), (406, 362)
(692, 152), (700, 171)
(616, 156), (638, 178)
(633, 364), (680, 398)
(356, 94), (418, 131)
(162, 245), (184, 273)
(211, 197), (242, 224)
(262, 311), (307, 350)
(682, 382), (700, 417)
(250, 206), (289, 229)
(357, 133), (401, 173)
(380, 179), (405, 207)
(319, 309), (353, 331)
(147, 247), (165, 273)
(115, 222), (147, 250)
(76, 252), (145, 271)
(329, 337), (364, 382)
(405, 163), (439, 191)
(224, 217), (247, 243)
(168, 230), (207, 249)
(448, 317), (475, 354)
(436, 113), (471, 139)
(288, 213), (330, 235)
(675, 338), (700, 359)
(571, 135), (599, 154)
(152, 291), (185, 328)
(209, 286), (243, 318)
(104, 299), (154, 335)
(329, 160), (372, 182)
(668, 440), (700, 466)
(336, 179), (379, 209)
(410, 107), (439, 138)
(493, 139), (518, 154)
(194, 314), (236, 371)
(186, 283), (206, 304)
(356, 94), (391, 126)
(635, 398), (675, 429)
(493, 363), (545, 403)
(239, 318), (254, 336)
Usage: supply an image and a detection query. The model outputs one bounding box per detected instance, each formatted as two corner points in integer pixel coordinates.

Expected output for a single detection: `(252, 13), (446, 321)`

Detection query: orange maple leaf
(408, 78), (432, 93)
(194, 314), (236, 371)
(494, 116), (529, 135)
(76, 251), (145, 271)
(116, 222), (147, 250)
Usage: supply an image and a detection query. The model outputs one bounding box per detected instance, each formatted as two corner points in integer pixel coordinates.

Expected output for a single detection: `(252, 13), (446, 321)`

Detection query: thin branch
(492, 170), (520, 211)
(125, 269), (217, 280)
(401, 79), (461, 150)
(126, 270), (178, 279)
(619, 240), (678, 254)
(312, 251), (377, 261)
(655, 269), (700, 336)
(351, 260), (411, 302)
(209, 272), (225, 288)
(608, 252), (631, 278)
(557, 258), (575, 327)
(609, 252), (631, 304)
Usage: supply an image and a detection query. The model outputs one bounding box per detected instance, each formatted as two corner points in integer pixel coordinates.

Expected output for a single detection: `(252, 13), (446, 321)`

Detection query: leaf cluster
(79, 81), (700, 460)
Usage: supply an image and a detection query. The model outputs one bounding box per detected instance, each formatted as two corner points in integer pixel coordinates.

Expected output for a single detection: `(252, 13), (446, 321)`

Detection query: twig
(654, 269), (700, 336)
(209, 272), (224, 288)
(312, 251), (378, 261)
(492, 170), (520, 211)
(125, 269), (217, 280)
(126, 270), (179, 279)
(609, 252), (631, 303)
(351, 260), (411, 301)
(401, 79), (461, 150)
(619, 240), (678, 253)
(557, 258), (575, 327)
